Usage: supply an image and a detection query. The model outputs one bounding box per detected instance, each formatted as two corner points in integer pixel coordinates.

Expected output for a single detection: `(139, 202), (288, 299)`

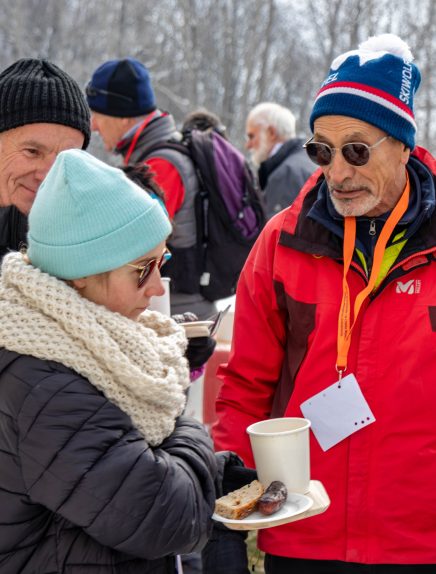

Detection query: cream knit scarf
(0, 253), (190, 446)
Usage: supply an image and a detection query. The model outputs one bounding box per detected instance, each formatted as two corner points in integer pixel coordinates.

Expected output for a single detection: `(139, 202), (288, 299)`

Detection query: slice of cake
(214, 480), (265, 520)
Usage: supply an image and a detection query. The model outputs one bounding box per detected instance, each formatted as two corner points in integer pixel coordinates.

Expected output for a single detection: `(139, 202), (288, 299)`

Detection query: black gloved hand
(222, 462), (258, 496)
(186, 335), (216, 369)
(214, 451), (257, 497)
(172, 312), (217, 369)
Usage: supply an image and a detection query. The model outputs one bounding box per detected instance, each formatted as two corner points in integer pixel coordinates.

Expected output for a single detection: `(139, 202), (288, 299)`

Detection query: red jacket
(213, 149), (436, 564)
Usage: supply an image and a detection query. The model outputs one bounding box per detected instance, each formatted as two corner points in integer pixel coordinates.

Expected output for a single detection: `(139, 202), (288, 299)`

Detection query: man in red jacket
(213, 34), (436, 573)
(86, 58), (216, 320)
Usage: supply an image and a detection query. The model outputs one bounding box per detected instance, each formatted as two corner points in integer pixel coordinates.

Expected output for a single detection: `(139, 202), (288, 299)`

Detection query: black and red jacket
(214, 147), (436, 564)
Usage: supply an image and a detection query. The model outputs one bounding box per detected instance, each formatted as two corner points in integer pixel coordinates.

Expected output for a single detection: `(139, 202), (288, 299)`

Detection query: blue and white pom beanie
(28, 149), (171, 279)
(310, 34), (421, 150)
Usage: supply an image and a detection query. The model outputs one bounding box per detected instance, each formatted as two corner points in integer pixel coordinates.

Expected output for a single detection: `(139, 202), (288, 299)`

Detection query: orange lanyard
(123, 110), (160, 165)
(336, 176), (410, 375)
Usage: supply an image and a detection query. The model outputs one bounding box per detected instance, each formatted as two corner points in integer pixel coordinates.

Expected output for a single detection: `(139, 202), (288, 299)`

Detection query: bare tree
(0, 0), (433, 150)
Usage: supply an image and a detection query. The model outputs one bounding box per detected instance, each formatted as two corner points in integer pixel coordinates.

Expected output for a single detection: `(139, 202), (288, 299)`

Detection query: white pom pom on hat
(358, 33), (414, 61)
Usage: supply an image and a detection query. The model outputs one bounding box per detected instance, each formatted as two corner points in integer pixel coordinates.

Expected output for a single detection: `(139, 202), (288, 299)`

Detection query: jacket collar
(115, 110), (179, 161)
(279, 151), (436, 260)
(258, 138), (304, 189)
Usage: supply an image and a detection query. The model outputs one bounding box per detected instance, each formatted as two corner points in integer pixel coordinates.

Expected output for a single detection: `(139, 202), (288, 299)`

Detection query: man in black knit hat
(0, 58), (91, 262)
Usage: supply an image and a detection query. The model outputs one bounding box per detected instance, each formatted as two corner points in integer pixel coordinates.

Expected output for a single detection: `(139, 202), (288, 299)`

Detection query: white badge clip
(300, 373), (376, 451)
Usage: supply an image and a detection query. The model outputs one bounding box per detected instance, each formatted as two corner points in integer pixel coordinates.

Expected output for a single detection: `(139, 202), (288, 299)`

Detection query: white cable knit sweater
(0, 253), (190, 446)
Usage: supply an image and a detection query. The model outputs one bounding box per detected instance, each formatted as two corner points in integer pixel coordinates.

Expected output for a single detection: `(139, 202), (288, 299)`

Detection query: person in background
(122, 163), (167, 210)
(245, 102), (314, 219)
(213, 34), (436, 573)
(0, 148), (218, 573)
(182, 107), (228, 139)
(0, 58), (90, 262)
(86, 58), (216, 319)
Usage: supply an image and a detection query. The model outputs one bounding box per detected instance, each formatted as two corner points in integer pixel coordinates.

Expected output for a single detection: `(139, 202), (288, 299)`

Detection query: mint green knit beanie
(27, 149), (172, 279)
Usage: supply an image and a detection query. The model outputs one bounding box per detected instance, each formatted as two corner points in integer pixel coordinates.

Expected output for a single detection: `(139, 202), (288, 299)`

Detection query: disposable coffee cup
(148, 277), (171, 316)
(247, 417), (311, 494)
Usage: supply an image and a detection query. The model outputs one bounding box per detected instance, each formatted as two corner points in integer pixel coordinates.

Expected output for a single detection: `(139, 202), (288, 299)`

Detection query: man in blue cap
(86, 58), (216, 320)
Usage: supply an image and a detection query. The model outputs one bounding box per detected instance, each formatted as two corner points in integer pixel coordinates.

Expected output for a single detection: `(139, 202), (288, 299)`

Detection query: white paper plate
(212, 492), (313, 531)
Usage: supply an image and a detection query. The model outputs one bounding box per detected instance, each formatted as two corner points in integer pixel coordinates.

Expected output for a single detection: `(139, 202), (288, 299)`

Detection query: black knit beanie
(0, 58), (91, 149)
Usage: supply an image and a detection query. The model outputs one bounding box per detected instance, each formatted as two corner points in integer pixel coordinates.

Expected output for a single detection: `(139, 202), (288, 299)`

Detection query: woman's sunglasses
(127, 248), (172, 288)
(303, 135), (389, 167)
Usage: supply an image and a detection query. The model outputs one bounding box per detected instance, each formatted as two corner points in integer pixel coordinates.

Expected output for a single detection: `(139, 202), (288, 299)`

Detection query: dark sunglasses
(303, 135), (389, 167)
(85, 82), (134, 103)
(127, 248), (172, 288)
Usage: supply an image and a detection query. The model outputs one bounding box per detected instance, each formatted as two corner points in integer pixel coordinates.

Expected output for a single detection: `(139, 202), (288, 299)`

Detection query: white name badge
(300, 373), (376, 451)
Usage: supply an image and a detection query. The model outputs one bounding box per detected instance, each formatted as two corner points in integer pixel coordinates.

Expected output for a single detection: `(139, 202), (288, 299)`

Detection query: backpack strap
(143, 139), (191, 160)
(144, 137), (210, 243)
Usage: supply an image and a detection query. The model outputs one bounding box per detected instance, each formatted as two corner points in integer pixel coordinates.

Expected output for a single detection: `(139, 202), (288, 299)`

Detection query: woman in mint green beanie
(0, 149), (217, 573)
(28, 148), (173, 320)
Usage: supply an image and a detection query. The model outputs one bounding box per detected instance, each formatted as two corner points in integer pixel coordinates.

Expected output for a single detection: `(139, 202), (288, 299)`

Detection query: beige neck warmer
(0, 253), (190, 446)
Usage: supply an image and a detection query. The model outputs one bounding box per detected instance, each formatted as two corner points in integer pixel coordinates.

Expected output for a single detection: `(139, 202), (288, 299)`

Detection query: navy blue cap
(86, 58), (156, 118)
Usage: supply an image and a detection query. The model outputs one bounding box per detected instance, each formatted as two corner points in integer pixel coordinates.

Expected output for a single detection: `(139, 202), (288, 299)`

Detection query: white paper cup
(148, 277), (171, 316)
(247, 417), (311, 494)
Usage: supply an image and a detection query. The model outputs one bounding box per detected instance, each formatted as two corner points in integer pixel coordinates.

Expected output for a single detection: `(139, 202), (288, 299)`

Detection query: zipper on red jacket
(364, 218), (377, 277)
(341, 219), (378, 284)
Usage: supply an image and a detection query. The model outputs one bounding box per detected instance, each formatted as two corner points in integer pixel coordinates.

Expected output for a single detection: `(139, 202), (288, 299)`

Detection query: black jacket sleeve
(16, 364), (217, 560)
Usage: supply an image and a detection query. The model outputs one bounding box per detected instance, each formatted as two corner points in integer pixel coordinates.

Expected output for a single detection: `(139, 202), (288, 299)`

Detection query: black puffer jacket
(0, 206), (28, 263)
(0, 349), (217, 573)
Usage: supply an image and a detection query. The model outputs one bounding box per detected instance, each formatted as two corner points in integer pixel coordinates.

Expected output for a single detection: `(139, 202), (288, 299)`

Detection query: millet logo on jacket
(396, 279), (421, 294)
